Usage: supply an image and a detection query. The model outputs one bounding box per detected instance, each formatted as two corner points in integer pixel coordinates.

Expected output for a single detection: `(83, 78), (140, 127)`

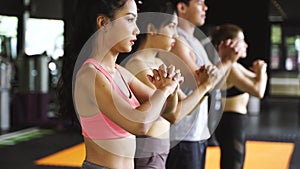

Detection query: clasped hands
(218, 39), (242, 63)
(148, 64), (184, 95)
(250, 59), (267, 75)
(195, 65), (218, 89)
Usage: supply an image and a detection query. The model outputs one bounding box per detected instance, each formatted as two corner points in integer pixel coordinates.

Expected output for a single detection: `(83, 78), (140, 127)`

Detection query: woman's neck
(93, 51), (118, 73)
(136, 47), (159, 60)
(137, 40), (160, 59)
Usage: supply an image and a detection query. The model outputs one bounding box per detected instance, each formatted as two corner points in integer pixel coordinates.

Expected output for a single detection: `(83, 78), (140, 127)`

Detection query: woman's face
(108, 0), (140, 53)
(153, 14), (178, 51)
(234, 31), (248, 58)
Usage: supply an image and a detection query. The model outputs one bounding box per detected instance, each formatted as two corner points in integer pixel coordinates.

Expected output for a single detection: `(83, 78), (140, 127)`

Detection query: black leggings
(215, 112), (248, 169)
(166, 140), (207, 169)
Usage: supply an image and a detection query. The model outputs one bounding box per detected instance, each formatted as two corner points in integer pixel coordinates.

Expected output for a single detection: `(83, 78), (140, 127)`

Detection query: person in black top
(212, 24), (268, 169)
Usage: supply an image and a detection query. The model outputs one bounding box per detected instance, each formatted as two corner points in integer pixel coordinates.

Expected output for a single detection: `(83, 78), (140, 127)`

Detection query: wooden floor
(0, 97), (299, 169)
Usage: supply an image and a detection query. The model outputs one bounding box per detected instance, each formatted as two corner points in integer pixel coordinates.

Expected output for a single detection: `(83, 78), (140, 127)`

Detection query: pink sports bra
(79, 58), (140, 140)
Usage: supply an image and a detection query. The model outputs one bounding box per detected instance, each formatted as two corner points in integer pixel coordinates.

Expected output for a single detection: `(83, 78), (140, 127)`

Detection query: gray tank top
(169, 27), (210, 142)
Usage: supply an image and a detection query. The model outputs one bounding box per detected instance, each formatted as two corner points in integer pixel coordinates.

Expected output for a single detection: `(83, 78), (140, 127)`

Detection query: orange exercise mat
(35, 141), (294, 169)
(206, 141), (294, 169)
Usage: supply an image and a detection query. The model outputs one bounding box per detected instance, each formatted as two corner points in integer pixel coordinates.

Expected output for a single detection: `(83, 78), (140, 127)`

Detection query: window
(269, 23), (300, 97)
(270, 25), (281, 70)
(0, 15), (18, 59)
(25, 18), (64, 59)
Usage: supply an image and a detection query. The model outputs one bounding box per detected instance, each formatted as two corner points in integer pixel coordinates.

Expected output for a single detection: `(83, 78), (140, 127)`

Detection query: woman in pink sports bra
(57, 0), (183, 169)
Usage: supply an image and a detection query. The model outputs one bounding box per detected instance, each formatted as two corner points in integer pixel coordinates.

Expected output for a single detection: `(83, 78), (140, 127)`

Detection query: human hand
(148, 64), (184, 95)
(218, 39), (240, 63)
(250, 59), (267, 75)
(195, 65), (218, 89)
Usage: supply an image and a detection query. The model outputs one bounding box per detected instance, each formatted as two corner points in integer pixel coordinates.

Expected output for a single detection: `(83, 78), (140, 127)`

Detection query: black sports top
(221, 86), (245, 98)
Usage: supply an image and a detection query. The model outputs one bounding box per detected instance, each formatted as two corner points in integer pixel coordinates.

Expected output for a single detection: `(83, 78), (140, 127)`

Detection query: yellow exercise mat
(205, 141), (294, 169)
(35, 141), (294, 168)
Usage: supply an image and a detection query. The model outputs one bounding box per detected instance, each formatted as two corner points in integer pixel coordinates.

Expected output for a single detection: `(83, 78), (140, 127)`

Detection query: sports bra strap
(83, 58), (114, 84)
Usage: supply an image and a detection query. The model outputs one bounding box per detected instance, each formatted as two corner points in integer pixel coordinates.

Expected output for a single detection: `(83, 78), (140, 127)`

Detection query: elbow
(168, 118), (177, 124)
(131, 123), (151, 135)
(252, 86), (266, 99)
(163, 114), (180, 124)
(252, 92), (265, 99)
(257, 92), (265, 99)
(257, 93), (263, 99)
(256, 89), (266, 99)
(170, 116), (182, 124)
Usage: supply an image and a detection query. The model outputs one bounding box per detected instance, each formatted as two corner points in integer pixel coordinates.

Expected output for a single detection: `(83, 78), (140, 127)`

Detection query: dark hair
(57, 0), (128, 123)
(130, 0), (176, 53)
(211, 24), (243, 49)
(170, 0), (190, 13)
(138, 0), (175, 28)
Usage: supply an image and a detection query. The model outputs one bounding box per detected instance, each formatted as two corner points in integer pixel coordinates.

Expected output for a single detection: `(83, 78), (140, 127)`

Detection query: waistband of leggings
(82, 160), (109, 169)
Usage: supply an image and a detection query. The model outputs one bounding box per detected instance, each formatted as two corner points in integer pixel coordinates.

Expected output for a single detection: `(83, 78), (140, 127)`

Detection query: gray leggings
(135, 136), (170, 169)
(81, 160), (109, 169)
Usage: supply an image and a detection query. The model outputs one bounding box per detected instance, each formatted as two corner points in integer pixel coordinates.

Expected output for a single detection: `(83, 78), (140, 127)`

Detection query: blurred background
(0, 0), (298, 131)
(0, 0), (299, 168)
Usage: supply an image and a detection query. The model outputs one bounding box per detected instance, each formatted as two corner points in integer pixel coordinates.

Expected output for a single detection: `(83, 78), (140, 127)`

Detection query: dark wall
(0, 0), (62, 19)
(204, 0), (271, 95)
(0, 0), (23, 16)
(0, 0), (271, 66)
(30, 0), (63, 19)
(206, 0), (271, 68)
(0, 0), (271, 67)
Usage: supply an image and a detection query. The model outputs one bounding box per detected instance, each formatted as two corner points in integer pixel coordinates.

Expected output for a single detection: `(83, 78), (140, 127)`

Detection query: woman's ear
(96, 15), (109, 31)
(147, 23), (158, 36)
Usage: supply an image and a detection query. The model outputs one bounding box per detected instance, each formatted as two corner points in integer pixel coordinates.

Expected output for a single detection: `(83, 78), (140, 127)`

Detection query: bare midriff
(84, 136), (135, 169)
(145, 118), (170, 139)
(222, 93), (250, 114)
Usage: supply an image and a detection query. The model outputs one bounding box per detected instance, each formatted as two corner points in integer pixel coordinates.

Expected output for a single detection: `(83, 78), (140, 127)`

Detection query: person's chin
(121, 47), (132, 53)
(166, 46), (172, 52)
(197, 20), (205, 27)
(240, 55), (247, 59)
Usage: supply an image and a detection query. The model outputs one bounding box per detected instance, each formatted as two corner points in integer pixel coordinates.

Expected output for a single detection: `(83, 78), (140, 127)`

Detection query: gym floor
(0, 97), (299, 169)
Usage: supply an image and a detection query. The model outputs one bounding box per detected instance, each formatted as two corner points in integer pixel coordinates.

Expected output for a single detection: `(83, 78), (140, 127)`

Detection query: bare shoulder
(171, 36), (197, 69)
(126, 56), (144, 66)
(175, 36), (192, 50)
(76, 63), (98, 81)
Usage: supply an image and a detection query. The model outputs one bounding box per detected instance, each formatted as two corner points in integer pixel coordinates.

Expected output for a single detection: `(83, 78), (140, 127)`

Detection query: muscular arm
(125, 52), (212, 124)
(75, 65), (175, 136)
(125, 59), (178, 114)
(228, 62), (268, 98)
(171, 36), (236, 91)
(162, 84), (209, 124)
(125, 59), (157, 92)
(170, 36), (199, 71)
